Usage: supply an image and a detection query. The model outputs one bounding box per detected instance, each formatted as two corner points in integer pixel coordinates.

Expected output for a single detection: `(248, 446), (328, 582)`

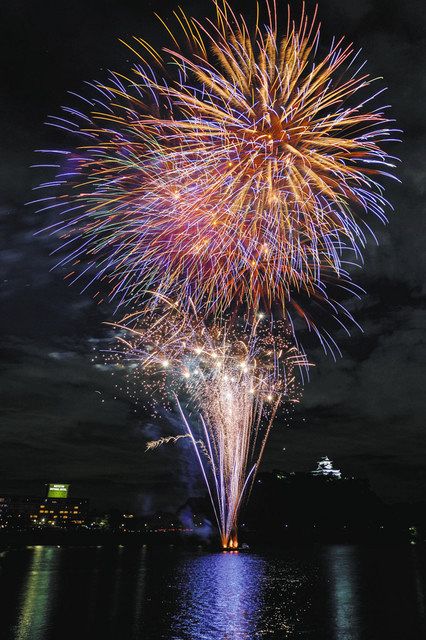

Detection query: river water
(0, 544), (425, 639)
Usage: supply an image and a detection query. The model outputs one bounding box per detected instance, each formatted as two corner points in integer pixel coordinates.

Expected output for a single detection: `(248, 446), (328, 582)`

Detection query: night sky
(0, 0), (425, 511)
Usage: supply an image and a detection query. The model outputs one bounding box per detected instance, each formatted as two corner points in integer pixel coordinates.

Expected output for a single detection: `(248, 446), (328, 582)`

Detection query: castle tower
(311, 456), (341, 479)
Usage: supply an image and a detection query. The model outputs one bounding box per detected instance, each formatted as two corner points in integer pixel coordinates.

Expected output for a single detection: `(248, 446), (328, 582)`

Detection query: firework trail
(34, 0), (398, 341)
(109, 302), (309, 548)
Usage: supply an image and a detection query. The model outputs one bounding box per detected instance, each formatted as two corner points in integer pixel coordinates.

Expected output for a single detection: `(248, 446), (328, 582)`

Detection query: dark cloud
(0, 0), (424, 509)
(0, 333), (200, 509)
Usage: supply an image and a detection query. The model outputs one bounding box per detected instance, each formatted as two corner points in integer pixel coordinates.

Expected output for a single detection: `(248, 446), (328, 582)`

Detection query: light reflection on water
(323, 545), (362, 640)
(0, 544), (424, 640)
(14, 546), (59, 640)
(172, 552), (266, 639)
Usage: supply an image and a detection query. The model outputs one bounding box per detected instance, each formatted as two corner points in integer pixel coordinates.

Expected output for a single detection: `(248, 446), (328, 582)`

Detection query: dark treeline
(1, 469), (425, 548)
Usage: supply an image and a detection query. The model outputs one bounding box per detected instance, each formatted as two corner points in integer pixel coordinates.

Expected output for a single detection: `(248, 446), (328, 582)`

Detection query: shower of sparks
(34, 0), (399, 333)
(108, 302), (309, 548)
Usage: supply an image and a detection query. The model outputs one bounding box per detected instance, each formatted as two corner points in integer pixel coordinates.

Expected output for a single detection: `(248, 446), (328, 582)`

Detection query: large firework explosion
(109, 302), (308, 548)
(34, 0), (398, 546)
(35, 0), (398, 331)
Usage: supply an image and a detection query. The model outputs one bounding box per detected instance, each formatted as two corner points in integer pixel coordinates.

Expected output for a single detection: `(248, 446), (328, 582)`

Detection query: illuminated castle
(311, 456), (341, 479)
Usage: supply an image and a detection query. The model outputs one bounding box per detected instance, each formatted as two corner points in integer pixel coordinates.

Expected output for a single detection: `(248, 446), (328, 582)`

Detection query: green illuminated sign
(47, 483), (69, 498)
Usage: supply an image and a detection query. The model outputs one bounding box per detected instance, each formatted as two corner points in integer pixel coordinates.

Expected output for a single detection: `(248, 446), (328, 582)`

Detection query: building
(0, 484), (88, 529)
(29, 497), (88, 528)
(28, 484), (87, 527)
(3, 496), (42, 528)
(0, 496), (11, 527)
(311, 456), (341, 479)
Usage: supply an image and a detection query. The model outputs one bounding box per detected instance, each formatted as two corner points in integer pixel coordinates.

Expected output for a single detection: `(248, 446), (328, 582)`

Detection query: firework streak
(109, 304), (309, 548)
(35, 0), (398, 332)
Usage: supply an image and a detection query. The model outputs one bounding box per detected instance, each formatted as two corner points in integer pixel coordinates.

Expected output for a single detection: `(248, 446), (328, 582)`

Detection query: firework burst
(35, 0), (398, 330)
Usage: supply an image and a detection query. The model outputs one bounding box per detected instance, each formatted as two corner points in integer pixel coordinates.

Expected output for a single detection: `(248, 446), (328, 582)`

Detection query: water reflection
(15, 546), (59, 640)
(132, 547), (147, 636)
(411, 547), (426, 636)
(322, 545), (361, 640)
(175, 552), (265, 639)
(0, 544), (425, 640)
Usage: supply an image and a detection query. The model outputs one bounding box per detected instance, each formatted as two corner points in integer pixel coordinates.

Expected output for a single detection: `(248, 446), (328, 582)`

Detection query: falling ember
(108, 301), (309, 549)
